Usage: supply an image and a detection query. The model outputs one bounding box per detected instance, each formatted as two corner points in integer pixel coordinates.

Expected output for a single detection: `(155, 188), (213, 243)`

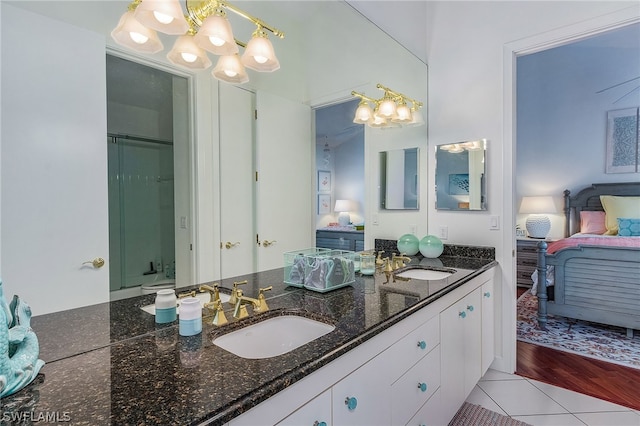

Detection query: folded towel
(288, 255), (306, 284)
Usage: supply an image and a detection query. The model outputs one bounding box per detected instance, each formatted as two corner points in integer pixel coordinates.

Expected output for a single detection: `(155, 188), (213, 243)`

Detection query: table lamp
(519, 196), (556, 239)
(334, 199), (352, 226)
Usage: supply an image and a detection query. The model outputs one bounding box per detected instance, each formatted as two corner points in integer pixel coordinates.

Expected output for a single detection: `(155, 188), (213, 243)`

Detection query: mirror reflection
(380, 148), (419, 210)
(435, 140), (487, 211)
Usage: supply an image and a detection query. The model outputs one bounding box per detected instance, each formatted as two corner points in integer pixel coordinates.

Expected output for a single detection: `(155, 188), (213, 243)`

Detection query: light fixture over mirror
(111, 0), (284, 84)
(435, 140), (488, 211)
(351, 83), (424, 129)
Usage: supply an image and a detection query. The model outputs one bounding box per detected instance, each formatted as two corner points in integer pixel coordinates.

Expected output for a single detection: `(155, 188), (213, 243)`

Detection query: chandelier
(111, 0), (284, 84)
(351, 84), (424, 129)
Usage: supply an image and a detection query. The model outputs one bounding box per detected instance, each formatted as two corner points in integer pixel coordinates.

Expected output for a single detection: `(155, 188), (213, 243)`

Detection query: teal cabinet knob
(313, 422), (327, 426)
(459, 311), (466, 318)
(418, 382), (428, 392)
(417, 340), (426, 350)
(484, 291), (491, 298)
(467, 305), (474, 312)
(345, 396), (358, 411)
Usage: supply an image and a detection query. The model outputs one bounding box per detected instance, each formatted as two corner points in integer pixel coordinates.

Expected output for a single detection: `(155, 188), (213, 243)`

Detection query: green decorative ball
(419, 235), (444, 258)
(397, 234), (420, 256)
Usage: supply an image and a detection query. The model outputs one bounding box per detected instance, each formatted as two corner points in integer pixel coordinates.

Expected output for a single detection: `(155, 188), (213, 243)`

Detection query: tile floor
(466, 369), (640, 426)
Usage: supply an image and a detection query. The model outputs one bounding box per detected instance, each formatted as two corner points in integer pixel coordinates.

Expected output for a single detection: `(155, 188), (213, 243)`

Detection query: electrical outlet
(439, 225), (448, 240)
(372, 214), (379, 226)
(489, 216), (500, 230)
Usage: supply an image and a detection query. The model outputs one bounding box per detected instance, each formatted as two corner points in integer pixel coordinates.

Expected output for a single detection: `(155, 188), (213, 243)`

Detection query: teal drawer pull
(467, 305), (474, 312)
(313, 422), (327, 426)
(459, 311), (466, 318)
(484, 291), (491, 298)
(417, 340), (427, 350)
(345, 396), (358, 411)
(418, 382), (428, 392)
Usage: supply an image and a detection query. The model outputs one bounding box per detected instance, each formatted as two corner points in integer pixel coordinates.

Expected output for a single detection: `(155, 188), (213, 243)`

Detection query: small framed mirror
(435, 140), (487, 211)
(380, 147), (419, 210)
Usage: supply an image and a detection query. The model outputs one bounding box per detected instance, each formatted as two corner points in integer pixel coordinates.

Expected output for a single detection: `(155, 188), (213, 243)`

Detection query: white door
(1, 5), (109, 315)
(255, 92), (313, 271)
(219, 84), (257, 278)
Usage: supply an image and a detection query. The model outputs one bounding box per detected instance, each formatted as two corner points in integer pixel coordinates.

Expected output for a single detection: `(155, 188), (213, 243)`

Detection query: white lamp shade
(111, 11), (164, 53)
(334, 199), (352, 226)
(519, 196), (556, 214)
(167, 35), (212, 69)
(133, 0), (189, 35)
(406, 108), (424, 127)
(377, 98), (397, 118)
(367, 112), (388, 128)
(241, 31), (280, 72)
(353, 102), (373, 124)
(212, 54), (249, 84)
(194, 13), (239, 55)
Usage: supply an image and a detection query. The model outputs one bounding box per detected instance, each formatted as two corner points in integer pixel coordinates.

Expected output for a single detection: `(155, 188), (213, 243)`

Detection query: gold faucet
(228, 280), (248, 307)
(209, 299), (228, 326)
(376, 251), (385, 266)
(233, 286), (273, 319)
(392, 254), (412, 270)
(199, 283), (221, 307)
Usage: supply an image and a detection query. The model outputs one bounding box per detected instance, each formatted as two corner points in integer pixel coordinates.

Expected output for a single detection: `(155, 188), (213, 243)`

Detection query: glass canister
(155, 289), (177, 324)
(360, 253), (376, 276)
(179, 297), (202, 336)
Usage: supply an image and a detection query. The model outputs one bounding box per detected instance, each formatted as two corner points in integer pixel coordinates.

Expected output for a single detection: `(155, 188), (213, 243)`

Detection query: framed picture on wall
(318, 194), (331, 214)
(318, 170), (331, 192)
(606, 107), (639, 174)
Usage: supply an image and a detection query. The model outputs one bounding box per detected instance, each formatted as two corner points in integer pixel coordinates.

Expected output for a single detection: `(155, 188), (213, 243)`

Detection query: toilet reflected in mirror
(435, 140), (487, 211)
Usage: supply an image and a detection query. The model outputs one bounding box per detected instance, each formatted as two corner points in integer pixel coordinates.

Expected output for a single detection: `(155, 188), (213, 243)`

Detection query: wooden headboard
(564, 182), (640, 237)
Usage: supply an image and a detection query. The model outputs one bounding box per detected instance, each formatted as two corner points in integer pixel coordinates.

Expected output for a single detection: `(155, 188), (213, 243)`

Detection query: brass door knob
(83, 257), (105, 268)
(225, 241), (240, 249)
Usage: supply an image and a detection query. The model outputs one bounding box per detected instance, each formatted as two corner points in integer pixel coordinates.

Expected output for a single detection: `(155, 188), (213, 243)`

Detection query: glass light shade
(334, 199), (351, 212)
(377, 97), (397, 118)
(212, 55), (249, 84)
(194, 12), (239, 55)
(241, 30), (280, 72)
(406, 107), (424, 127)
(367, 113), (388, 128)
(397, 234), (420, 256)
(391, 103), (412, 123)
(111, 11), (164, 53)
(353, 102), (373, 124)
(133, 0), (189, 35)
(448, 144), (464, 153)
(419, 235), (444, 258)
(167, 35), (212, 69)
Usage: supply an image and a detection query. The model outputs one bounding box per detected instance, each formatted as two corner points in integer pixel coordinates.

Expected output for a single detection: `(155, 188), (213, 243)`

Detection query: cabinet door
(277, 389), (331, 426)
(439, 287), (482, 421)
(481, 280), (495, 374)
(406, 389), (444, 426)
(332, 355), (390, 426)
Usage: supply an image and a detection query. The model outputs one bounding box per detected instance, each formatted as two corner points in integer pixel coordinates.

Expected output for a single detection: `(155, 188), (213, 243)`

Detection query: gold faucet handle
(211, 299), (228, 326)
(178, 290), (197, 299)
(199, 283), (221, 305)
(229, 280), (248, 306)
(376, 251), (385, 265)
(383, 257), (394, 273)
(254, 286), (272, 313)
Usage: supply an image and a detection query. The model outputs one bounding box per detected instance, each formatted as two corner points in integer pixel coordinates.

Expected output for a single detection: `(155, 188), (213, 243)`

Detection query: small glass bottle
(155, 289), (177, 324)
(179, 297), (202, 336)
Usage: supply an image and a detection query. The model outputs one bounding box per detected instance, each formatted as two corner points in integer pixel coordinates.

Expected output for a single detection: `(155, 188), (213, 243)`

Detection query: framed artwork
(448, 173), (470, 195)
(606, 107), (639, 174)
(318, 170), (331, 192)
(318, 194), (331, 214)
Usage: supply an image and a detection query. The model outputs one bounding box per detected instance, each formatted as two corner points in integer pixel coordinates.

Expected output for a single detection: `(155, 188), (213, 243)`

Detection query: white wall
(426, 0), (639, 373)
(516, 24), (640, 239)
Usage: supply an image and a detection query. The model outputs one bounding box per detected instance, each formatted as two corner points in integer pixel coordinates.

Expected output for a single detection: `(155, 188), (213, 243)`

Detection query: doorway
(106, 54), (192, 299)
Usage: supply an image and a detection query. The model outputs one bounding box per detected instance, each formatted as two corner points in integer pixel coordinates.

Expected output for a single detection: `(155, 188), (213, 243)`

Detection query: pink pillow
(580, 211), (607, 234)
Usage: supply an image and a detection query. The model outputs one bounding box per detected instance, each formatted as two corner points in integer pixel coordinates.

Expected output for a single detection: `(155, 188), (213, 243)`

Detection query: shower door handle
(82, 257), (105, 268)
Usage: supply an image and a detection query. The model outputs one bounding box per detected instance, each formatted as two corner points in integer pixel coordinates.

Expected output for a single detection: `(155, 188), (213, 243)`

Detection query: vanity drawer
(383, 314), (439, 381)
(391, 345), (440, 426)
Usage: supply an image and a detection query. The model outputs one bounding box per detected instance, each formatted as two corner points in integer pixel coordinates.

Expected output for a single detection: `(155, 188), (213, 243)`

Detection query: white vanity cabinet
(229, 268), (495, 426)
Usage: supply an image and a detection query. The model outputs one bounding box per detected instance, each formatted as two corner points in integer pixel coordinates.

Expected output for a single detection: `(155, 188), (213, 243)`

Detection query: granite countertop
(3, 250), (496, 425)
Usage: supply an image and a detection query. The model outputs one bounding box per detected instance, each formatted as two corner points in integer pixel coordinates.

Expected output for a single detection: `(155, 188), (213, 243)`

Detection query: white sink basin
(395, 268), (455, 281)
(213, 315), (335, 359)
(141, 292), (230, 315)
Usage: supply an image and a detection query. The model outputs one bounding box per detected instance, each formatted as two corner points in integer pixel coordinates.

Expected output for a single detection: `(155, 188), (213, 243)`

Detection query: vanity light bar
(351, 84), (424, 129)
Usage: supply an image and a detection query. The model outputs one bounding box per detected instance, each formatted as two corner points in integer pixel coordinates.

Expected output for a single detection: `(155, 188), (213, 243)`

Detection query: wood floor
(515, 287), (640, 411)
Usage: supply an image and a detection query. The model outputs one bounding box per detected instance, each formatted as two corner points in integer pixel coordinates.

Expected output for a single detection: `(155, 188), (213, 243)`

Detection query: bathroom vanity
(5, 248), (496, 425)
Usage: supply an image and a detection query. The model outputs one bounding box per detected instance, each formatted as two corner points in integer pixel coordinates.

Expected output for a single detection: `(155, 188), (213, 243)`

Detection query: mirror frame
(435, 140), (487, 211)
(379, 147), (420, 210)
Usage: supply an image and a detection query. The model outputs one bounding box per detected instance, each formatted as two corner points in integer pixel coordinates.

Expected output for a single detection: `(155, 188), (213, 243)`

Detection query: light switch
(439, 226), (448, 240)
(489, 216), (500, 230)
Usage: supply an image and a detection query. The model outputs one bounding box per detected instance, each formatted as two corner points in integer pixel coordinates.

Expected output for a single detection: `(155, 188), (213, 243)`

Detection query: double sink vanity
(5, 243), (496, 425)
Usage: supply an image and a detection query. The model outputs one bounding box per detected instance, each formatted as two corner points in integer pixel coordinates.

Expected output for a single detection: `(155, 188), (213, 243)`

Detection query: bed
(535, 182), (640, 337)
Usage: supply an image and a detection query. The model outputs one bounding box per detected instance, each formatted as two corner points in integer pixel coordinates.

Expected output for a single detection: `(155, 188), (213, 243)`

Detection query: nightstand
(516, 238), (551, 288)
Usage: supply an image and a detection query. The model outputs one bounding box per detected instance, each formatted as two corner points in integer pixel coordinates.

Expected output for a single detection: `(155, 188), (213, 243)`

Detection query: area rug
(517, 290), (640, 370)
(449, 402), (532, 426)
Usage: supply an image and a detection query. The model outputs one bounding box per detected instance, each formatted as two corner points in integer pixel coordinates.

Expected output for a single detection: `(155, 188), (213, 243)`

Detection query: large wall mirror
(380, 148), (419, 210)
(435, 140), (487, 211)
